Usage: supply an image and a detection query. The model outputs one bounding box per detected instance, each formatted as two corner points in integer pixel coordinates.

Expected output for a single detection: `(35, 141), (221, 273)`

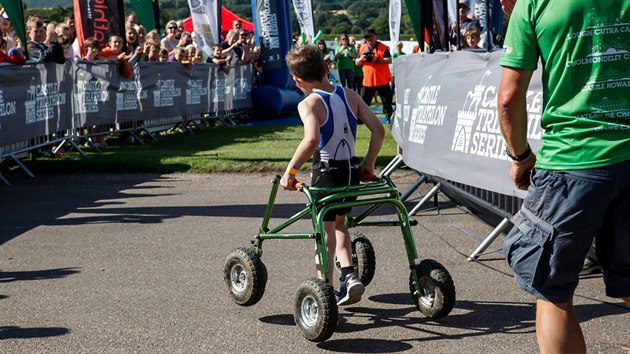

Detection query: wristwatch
(506, 144), (532, 161)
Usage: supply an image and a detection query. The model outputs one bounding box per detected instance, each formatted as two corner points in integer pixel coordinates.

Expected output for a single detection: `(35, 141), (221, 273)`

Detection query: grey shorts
(503, 159), (630, 303)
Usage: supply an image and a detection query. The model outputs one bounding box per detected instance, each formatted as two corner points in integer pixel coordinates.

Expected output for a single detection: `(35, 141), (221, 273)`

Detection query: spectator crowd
(0, 13), (263, 83)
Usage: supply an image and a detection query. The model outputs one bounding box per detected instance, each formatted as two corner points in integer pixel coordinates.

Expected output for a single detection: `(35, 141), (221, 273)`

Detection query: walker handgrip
(292, 180), (306, 190)
(360, 173), (377, 183)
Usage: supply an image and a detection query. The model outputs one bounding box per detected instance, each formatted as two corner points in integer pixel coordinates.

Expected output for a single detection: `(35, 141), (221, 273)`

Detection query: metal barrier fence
(0, 61), (254, 184)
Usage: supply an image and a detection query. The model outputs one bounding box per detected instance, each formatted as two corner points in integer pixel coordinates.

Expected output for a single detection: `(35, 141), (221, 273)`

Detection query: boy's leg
(318, 220), (337, 285)
(335, 214), (365, 306)
(334, 214), (352, 268)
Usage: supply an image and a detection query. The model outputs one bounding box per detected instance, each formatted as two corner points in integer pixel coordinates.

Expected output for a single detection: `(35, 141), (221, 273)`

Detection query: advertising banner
(389, 0), (402, 53)
(393, 51), (543, 197)
(73, 0), (125, 54)
(129, 0), (160, 31)
(0, 63), (72, 146)
(291, 0), (314, 42)
(187, 0), (221, 59)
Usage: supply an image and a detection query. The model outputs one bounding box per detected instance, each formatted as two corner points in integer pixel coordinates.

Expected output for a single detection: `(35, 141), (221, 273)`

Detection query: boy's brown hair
(285, 45), (326, 83)
(465, 28), (480, 39)
(83, 37), (100, 50)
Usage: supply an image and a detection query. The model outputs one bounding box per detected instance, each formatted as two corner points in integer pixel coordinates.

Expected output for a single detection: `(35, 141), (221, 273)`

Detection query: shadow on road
(0, 326), (70, 340)
(0, 267), (80, 283)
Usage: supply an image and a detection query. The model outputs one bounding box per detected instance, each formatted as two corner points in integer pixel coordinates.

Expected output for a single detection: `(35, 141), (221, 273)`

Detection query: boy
(281, 45), (384, 306)
(208, 43), (232, 74)
(25, 17), (65, 63)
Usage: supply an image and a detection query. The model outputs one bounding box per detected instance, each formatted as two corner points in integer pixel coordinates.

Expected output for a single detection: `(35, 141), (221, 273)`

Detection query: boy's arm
(352, 90), (385, 180)
(280, 98), (322, 190)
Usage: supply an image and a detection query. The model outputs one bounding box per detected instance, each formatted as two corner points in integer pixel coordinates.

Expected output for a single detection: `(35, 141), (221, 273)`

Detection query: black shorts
(311, 158), (360, 221)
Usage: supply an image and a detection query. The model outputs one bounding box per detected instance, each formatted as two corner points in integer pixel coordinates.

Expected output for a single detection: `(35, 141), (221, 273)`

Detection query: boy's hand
(359, 162), (376, 182)
(280, 172), (297, 191)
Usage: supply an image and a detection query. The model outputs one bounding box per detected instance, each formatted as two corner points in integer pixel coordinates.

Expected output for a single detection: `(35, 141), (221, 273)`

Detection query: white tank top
(312, 85), (358, 162)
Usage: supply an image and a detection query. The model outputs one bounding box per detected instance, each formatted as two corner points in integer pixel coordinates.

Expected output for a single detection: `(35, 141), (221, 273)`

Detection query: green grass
(25, 124), (398, 174)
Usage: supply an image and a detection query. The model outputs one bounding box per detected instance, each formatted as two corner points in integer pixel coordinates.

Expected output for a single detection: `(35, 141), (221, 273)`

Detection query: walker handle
(292, 180), (306, 190)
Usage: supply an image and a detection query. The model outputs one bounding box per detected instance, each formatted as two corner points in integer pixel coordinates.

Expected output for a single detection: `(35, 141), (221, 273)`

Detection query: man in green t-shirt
(497, 0), (630, 352)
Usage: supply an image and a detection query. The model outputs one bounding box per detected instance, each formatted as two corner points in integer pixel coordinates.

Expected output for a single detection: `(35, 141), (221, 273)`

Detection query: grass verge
(23, 124), (398, 174)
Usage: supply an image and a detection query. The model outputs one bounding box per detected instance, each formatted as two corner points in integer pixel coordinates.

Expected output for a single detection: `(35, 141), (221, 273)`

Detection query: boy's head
(108, 35), (123, 52)
(174, 46), (189, 63)
(83, 37), (100, 58)
(158, 48), (169, 62)
(285, 45), (326, 83)
(464, 28), (480, 48)
(26, 18), (45, 42)
(146, 44), (160, 61)
(212, 44), (223, 58)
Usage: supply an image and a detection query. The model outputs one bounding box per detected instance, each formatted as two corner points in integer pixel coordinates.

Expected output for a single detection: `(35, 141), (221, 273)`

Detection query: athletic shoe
(580, 256), (602, 276)
(337, 273), (364, 306)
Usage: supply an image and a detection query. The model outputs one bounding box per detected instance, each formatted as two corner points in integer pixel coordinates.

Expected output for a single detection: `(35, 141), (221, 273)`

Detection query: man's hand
(510, 153), (535, 190)
(500, 0), (517, 15)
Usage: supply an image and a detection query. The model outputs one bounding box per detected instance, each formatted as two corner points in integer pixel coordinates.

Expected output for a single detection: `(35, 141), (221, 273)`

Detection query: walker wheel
(293, 277), (338, 342)
(334, 232), (376, 286)
(409, 259), (456, 319)
(223, 247), (267, 306)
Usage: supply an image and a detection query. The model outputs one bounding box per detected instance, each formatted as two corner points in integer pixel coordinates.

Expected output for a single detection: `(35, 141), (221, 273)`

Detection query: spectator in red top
(355, 28), (393, 123)
(0, 35), (25, 64)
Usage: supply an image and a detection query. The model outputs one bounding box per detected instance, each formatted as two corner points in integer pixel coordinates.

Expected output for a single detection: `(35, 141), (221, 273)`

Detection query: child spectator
(208, 43), (232, 74)
(57, 34), (73, 60)
(0, 35), (25, 64)
(81, 37), (100, 60)
(464, 28), (481, 49)
(1, 14), (16, 51)
(145, 44), (160, 62)
(158, 48), (169, 62)
(145, 29), (160, 47)
(99, 35), (125, 62)
(100, 35), (132, 78)
(251, 46), (263, 86)
(81, 37), (107, 147)
(173, 46), (189, 64)
(25, 17), (65, 63)
(134, 24), (146, 47)
(282, 45), (384, 306)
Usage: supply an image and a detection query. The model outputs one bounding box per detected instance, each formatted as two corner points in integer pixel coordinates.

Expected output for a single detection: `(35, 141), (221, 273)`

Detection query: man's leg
(377, 84), (394, 121)
(536, 298), (586, 354)
(361, 86), (376, 107)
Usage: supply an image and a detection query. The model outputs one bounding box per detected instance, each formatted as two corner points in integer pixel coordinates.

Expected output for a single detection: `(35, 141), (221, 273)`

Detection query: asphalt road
(1, 171), (628, 353)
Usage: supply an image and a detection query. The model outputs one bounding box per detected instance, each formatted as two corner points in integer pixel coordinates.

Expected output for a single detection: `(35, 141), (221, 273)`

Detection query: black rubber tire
(334, 232), (376, 286)
(223, 247), (267, 306)
(409, 259), (456, 319)
(293, 277), (338, 342)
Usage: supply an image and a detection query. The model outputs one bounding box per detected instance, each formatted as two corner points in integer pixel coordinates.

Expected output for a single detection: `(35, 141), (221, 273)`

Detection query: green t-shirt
(392, 51), (406, 76)
(335, 45), (356, 71)
(499, 0), (630, 170)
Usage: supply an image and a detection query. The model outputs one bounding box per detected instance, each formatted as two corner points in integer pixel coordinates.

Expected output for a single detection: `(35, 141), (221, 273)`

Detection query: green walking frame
(223, 175), (455, 342)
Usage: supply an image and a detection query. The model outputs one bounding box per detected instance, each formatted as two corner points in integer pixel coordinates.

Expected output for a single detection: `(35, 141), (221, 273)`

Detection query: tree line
(22, 0), (417, 41)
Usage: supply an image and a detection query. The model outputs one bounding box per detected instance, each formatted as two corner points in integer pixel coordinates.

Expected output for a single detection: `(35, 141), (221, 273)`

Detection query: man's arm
(280, 98), (322, 190)
(498, 67), (535, 190)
